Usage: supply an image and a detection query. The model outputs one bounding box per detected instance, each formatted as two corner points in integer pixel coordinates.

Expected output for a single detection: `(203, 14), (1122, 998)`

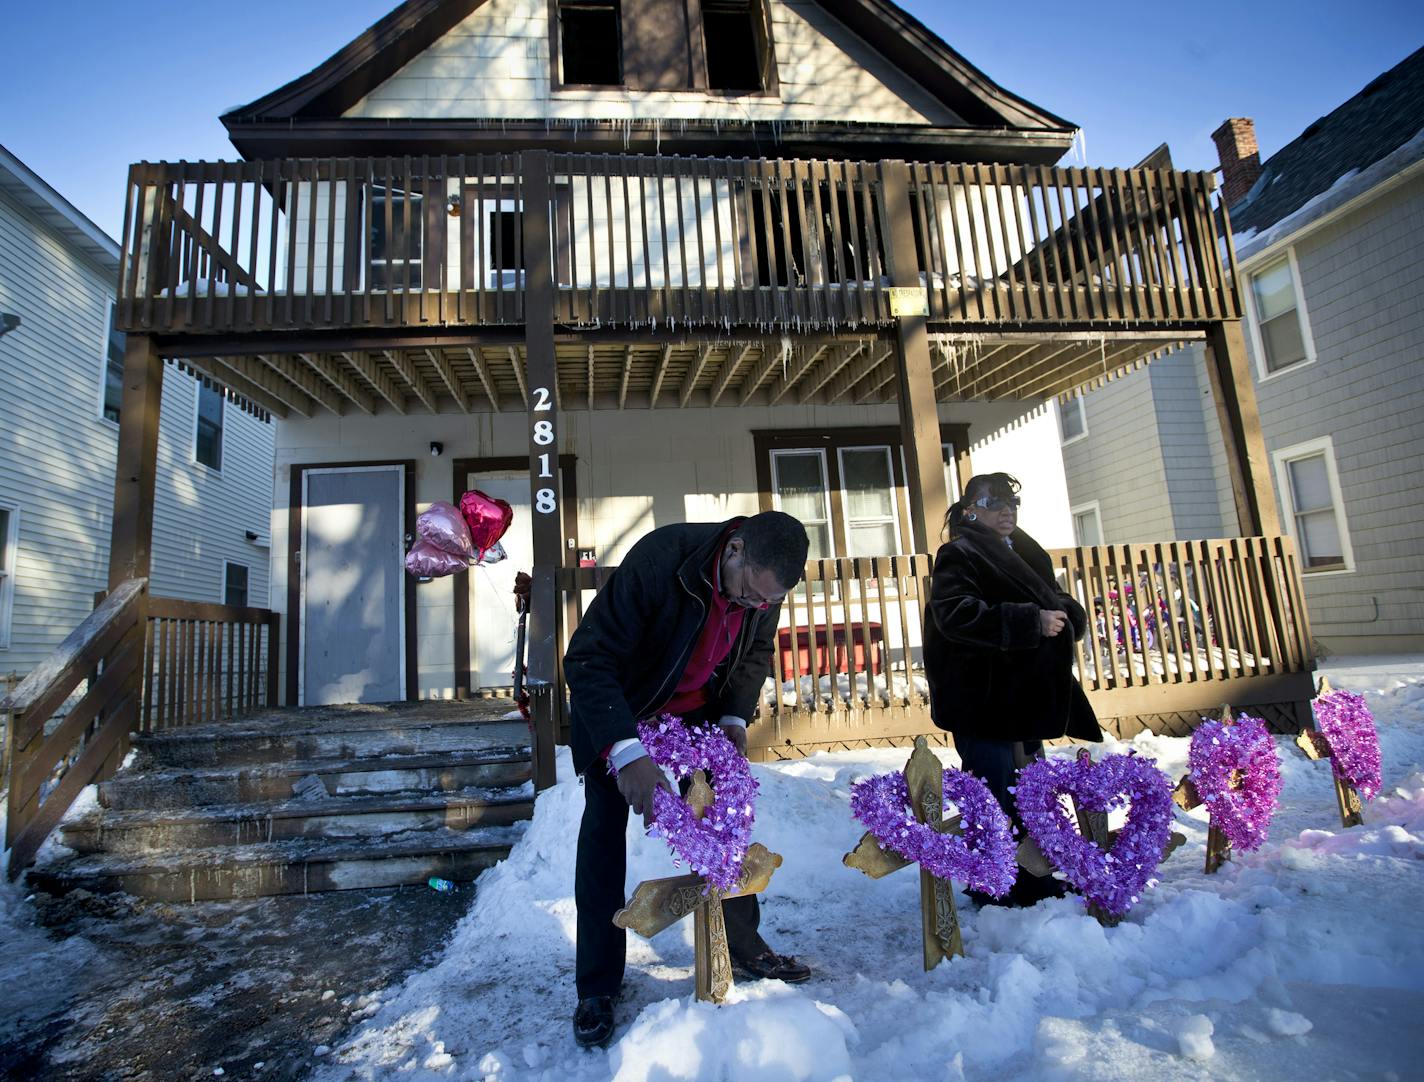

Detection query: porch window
(559, 0), (623, 86)
(1273, 438), (1351, 572)
(1072, 502), (1103, 547)
(487, 206), (525, 287)
(941, 443), (961, 507)
(195, 380), (224, 471)
(838, 447), (900, 558)
(1058, 396), (1087, 444)
(703, 0), (765, 92)
(224, 561), (249, 608)
(101, 301), (125, 424)
(0, 505), (15, 649)
(1249, 253), (1313, 375)
(770, 449), (833, 560)
(369, 186), (424, 291)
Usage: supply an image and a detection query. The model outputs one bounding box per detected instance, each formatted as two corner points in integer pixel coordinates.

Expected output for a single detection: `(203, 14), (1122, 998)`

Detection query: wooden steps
(31, 701), (534, 900)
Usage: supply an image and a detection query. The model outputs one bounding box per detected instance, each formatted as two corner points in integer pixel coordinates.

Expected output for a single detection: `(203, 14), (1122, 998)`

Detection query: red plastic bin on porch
(776, 622), (886, 679)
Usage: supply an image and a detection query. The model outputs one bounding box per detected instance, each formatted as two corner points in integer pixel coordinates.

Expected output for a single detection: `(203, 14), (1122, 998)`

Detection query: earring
(965, 513), (977, 521)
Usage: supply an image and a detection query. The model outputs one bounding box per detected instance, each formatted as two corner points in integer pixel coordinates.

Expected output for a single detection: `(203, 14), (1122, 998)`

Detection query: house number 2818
(531, 386), (556, 515)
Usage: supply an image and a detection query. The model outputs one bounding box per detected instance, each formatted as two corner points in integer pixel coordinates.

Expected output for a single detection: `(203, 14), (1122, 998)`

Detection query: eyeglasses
(970, 495), (1021, 512)
(727, 553), (786, 610)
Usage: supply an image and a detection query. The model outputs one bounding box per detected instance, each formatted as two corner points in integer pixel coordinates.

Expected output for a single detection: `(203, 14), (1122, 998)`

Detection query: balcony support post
(1204, 320), (1280, 536)
(880, 161), (949, 552)
(107, 334), (164, 590)
(521, 151), (561, 791)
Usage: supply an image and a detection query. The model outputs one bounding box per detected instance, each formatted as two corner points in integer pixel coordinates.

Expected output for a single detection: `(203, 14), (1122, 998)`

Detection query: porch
(6, 148), (1313, 875)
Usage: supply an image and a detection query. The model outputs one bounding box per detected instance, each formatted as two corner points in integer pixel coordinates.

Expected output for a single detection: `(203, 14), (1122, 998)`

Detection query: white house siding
(344, 0), (955, 125)
(270, 397), (1069, 699)
(0, 187), (275, 680)
(1247, 174), (1424, 652)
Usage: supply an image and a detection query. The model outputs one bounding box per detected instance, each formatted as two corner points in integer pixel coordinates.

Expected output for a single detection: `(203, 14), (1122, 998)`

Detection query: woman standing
(923, 472), (1101, 904)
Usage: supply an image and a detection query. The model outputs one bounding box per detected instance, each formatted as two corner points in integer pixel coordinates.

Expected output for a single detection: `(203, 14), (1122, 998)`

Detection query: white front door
(300, 465), (406, 705)
(466, 472), (533, 692)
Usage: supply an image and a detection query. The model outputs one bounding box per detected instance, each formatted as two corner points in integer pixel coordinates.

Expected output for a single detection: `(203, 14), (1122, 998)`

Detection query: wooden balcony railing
(116, 153), (1239, 337)
(555, 535), (1312, 759)
(1, 585), (279, 874)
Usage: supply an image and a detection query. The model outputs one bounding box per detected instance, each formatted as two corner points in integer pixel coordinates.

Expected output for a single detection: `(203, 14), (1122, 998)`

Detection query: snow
(307, 659), (1424, 1081)
(2, 661), (1422, 1080)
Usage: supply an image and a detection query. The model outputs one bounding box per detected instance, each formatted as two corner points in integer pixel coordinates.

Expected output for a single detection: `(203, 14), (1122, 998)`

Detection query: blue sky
(2, 1), (1420, 240)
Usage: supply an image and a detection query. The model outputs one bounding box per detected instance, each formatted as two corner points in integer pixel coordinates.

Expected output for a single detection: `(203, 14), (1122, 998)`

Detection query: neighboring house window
(770, 449), (834, 560)
(0, 505), (16, 648)
(703, 0), (765, 91)
(941, 443), (960, 506)
(196, 381), (224, 470)
(1072, 502), (1103, 547)
(369, 186), (424, 290)
(224, 561), (249, 608)
(101, 301), (125, 424)
(1272, 437), (1352, 572)
(1058, 396), (1087, 444)
(1249, 252), (1314, 375)
(559, 0), (622, 86)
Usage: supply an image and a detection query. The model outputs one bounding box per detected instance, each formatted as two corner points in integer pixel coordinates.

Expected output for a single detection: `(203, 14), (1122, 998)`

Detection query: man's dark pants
(575, 721), (770, 999)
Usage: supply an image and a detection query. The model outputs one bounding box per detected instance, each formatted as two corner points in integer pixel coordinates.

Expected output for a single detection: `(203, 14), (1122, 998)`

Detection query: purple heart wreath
(849, 768), (1017, 896)
(1014, 753), (1174, 919)
(1187, 715), (1283, 851)
(1312, 689), (1383, 800)
(618, 715), (759, 893)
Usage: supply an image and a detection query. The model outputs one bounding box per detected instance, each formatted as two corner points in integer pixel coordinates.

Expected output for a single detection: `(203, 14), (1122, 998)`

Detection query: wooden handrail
(3, 578), (148, 876)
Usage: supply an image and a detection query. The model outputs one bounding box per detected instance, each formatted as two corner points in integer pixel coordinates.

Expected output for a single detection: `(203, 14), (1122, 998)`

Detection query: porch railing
(1, 584), (279, 875)
(116, 154), (1238, 336)
(555, 535), (1313, 759)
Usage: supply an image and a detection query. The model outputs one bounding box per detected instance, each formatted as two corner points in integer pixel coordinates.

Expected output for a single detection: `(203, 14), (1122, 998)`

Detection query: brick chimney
(1212, 118), (1262, 207)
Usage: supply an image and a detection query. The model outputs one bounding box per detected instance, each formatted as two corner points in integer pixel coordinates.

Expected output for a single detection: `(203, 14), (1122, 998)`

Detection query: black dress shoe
(573, 995), (616, 1048)
(732, 949), (812, 984)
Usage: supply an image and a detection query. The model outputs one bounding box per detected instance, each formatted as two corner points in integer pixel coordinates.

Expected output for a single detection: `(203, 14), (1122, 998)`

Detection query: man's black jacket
(563, 519), (780, 774)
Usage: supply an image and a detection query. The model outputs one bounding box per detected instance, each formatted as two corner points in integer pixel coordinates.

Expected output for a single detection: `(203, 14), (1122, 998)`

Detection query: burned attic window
(703, 0), (764, 92)
(560, 0), (623, 86)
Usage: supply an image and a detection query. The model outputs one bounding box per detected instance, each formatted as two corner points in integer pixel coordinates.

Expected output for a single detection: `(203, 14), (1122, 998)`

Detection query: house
(0, 144), (276, 684)
(3, 0), (1320, 883)
(1062, 46), (1424, 655)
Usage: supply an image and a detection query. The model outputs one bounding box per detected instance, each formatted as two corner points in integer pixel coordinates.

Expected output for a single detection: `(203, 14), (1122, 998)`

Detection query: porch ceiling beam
(678, 344), (715, 407)
(465, 347), (500, 411)
(855, 361), (898, 404)
(798, 341), (865, 403)
(970, 342), (1080, 401)
(928, 330), (1204, 345)
(341, 351), (406, 414)
(1010, 341), (1155, 402)
(710, 343), (754, 406)
(932, 341), (1009, 398)
(739, 344), (788, 406)
(1067, 343), (1172, 399)
(195, 357), (291, 419)
(383, 349), (439, 413)
(218, 356), (314, 417)
(618, 345), (633, 409)
(506, 346), (528, 408)
(262, 354), (346, 416)
(298, 352), (375, 415)
(825, 345), (892, 405)
(767, 345), (829, 406)
(649, 344), (673, 406)
(587, 345), (596, 410)
(425, 348), (471, 414)
(956, 343), (1038, 397)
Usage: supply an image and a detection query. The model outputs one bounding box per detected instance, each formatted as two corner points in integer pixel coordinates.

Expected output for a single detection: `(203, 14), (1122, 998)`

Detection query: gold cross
(1294, 676), (1365, 828)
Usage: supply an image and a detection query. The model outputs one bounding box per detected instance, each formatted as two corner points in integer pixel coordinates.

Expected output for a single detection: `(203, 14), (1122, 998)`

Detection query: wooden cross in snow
(843, 736), (964, 969)
(1294, 676), (1364, 828)
(1172, 703), (1239, 874)
(614, 770), (783, 1004)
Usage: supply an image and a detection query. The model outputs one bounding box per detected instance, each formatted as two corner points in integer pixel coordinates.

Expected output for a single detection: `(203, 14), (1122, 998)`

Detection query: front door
(466, 472), (533, 692)
(300, 465), (406, 705)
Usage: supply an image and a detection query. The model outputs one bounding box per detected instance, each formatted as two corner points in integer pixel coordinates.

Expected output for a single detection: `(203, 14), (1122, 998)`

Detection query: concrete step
(30, 826), (525, 901)
(132, 716), (529, 769)
(100, 747), (532, 810)
(62, 785), (535, 855)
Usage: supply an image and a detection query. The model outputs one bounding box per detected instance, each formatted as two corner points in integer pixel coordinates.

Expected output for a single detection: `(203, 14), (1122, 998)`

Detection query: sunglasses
(970, 495), (1021, 512)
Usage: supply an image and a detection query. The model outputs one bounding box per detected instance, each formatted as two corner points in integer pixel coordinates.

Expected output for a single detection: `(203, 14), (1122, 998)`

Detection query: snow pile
(308, 662), (1424, 1080)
